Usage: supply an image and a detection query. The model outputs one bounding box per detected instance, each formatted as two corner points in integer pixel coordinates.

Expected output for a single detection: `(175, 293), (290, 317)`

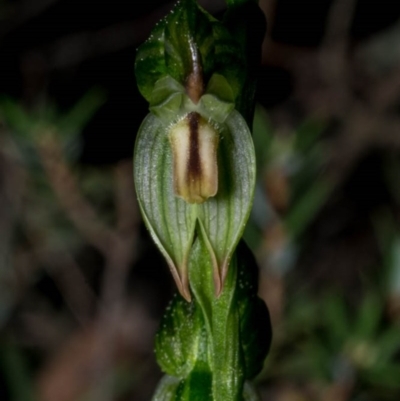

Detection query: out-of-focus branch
(90, 160), (140, 401)
(115, 160), (139, 237)
(23, 120), (142, 401)
(15, 238), (97, 326)
(0, 130), (28, 327)
(318, 0), (358, 116)
(368, 68), (400, 111)
(329, 110), (400, 183)
(34, 130), (141, 400)
(323, 0), (358, 47)
(286, 0), (400, 187)
(98, 159), (139, 310)
(39, 250), (97, 325)
(36, 131), (116, 255)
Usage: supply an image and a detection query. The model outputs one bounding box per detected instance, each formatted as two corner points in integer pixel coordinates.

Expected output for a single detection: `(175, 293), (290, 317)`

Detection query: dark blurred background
(1, 0), (400, 400)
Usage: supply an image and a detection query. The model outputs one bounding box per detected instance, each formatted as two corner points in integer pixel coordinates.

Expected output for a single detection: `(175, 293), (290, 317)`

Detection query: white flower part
(168, 111), (219, 204)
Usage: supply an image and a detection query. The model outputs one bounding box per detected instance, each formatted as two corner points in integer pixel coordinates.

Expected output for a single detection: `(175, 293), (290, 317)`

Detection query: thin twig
(90, 159), (139, 401)
(318, 0), (359, 116)
(323, 0), (358, 47)
(35, 127), (140, 400)
(36, 131), (116, 255)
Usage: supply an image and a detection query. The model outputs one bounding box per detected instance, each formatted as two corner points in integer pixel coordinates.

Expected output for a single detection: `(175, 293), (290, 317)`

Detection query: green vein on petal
(198, 110), (256, 295)
(134, 113), (197, 301)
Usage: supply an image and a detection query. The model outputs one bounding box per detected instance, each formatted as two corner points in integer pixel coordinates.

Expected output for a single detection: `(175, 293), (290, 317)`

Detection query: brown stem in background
(36, 131), (116, 255)
(35, 130), (140, 400)
(0, 132), (28, 319)
(318, 0), (358, 116)
(16, 238), (97, 326)
(88, 160), (140, 401)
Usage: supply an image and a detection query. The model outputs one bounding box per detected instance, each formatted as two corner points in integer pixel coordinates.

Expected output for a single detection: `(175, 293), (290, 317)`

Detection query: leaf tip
(214, 267), (223, 298)
(216, 259), (231, 297)
(180, 269), (192, 302)
(169, 260), (192, 302)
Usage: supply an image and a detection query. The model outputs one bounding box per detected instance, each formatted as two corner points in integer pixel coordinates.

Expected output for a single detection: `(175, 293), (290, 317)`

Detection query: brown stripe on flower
(168, 112), (219, 204)
(187, 112), (202, 180)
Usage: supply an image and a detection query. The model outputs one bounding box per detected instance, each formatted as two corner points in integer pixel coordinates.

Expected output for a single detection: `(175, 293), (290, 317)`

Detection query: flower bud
(169, 112), (219, 204)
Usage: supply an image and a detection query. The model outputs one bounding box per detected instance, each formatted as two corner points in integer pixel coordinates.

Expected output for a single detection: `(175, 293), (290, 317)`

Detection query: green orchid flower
(134, 0), (256, 301)
(133, 1), (270, 400)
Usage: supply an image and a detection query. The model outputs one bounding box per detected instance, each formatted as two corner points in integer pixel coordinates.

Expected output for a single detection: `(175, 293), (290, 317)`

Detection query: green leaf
(204, 73), (234, 104)
(152, 375), (181, 401)
(57, 87), (106, 136)
(285, 179), (333, 240)
(163, 0), (214, 86)
(322, 293), (350, 349)
(236, 242), (271, 379)
(294, 118), (326, 154)
(362, 363), (400, 389)
(0, 342), (36, 401)
(188, 239), (270, 399)
(375, 325), (400, 364)
(209, 22), (246, 108)
(198, 110), (256, 293)
(222, 0), (266, 124)
(200, 74), (236, 124)
(174, 363), (213, 401)
(353, 292), (383, 341)
(1, 89), (105, 142)
(301, 337), (333, 381)
(135, 0), (246, 107)
(155, 295), (206, 378)
(134, 113), (197, 301)
(0, 98), (36, 138)
(252, 104), (273, 175)
(189, 236), (244, 401)
(135, 19), (168, 102)
(149, 75), (186, 121)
